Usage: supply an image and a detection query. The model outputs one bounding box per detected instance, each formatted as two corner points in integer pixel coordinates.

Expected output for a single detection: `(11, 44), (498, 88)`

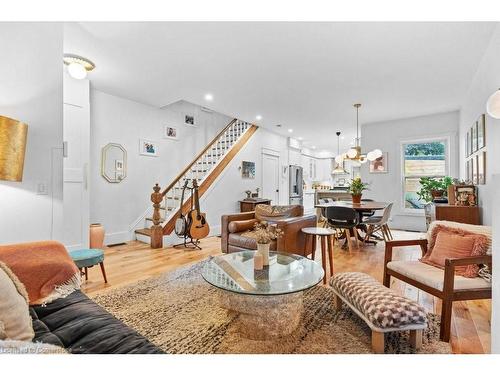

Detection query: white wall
(89, 91), (233, 244)
(361, 111), (459, 232)
(459, 25), (500, 226)
(0, 23), (63, 244)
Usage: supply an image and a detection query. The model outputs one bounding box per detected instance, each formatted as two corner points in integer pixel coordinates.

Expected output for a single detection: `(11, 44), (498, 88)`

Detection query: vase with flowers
(253, 221), (283, 266)
(347, 177), (369, 204)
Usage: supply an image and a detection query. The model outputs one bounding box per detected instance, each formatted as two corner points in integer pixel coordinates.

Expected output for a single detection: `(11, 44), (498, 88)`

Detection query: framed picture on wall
(471, 155), (478, 185)
(139, 139), (159, 157)
(477, 114), (486, 149)
(369, 152), (388, 173)
(241, 161), (255, 179)
(478, 151), (486, 185)
(163, 125), (179, 140)
(183, 113), (196, 127)
(471, 122), (478, 153)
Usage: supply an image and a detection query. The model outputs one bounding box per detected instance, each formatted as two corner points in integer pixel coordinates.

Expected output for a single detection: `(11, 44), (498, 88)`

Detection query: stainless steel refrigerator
(289, 165), (303, 205)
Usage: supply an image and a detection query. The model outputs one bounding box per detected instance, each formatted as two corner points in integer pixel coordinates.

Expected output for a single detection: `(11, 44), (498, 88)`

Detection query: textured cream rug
(92, 260), (452, 354)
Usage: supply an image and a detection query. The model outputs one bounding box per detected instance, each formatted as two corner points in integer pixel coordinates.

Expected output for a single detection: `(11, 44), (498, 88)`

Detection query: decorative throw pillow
(0, 261), (34, 341)
(421, 226), (488, 278)
(228, 219), (258, 233)
(0, 339), (67, 354)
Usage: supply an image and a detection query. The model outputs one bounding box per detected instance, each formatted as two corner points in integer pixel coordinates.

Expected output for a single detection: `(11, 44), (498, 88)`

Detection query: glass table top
(202, 251), (324, 295)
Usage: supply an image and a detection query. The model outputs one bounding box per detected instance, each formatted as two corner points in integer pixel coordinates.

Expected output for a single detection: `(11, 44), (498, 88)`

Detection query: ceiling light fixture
(486, 88), (500, 119)
(288, 129), (293, 133)
(343, 103), (382, 164)
(63, 54), (95, 80)
(297, 137), (303, 141)
(332, 131), (348, 175)
(204, 93), (214, 101)
(256, 115), (262, 121)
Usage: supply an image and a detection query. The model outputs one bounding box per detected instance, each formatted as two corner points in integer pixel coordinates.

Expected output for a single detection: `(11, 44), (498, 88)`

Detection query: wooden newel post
(150, 183), (163, 249)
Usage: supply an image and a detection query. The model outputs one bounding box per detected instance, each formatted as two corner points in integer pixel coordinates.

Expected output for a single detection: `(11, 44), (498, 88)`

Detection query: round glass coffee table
(202, 251), (324, 340)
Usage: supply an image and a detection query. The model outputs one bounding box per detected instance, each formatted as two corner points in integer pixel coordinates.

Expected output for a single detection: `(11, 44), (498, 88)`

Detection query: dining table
(314, 201), (389, 246)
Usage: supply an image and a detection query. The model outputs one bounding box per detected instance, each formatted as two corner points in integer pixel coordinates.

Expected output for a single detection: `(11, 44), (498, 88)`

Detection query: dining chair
(363, 203), (393, 242)
(360, 198), (376, 219)
(318, 198), (334, 227)
(325, 206), (360, 252)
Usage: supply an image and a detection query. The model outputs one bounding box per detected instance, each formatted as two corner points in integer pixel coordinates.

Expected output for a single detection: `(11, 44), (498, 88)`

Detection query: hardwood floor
(81, 231), (491, 354)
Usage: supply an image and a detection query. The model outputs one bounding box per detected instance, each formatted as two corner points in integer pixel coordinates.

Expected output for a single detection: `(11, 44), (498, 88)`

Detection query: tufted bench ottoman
(330, 272), (427, 353)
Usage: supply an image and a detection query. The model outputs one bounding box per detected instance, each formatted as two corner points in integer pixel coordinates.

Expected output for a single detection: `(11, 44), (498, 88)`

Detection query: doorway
(262, 149), (280, 205)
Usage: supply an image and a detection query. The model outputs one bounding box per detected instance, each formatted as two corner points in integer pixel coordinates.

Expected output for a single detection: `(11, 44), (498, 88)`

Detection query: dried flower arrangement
(253, 221), (283, 244)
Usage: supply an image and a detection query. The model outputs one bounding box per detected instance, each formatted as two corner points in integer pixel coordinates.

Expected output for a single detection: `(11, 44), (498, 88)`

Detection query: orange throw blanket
(0, 241), (81, 305)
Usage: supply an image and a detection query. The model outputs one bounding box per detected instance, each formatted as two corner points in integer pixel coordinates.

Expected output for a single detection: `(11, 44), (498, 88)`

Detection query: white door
(262, 152), (280, 205)
(63, 73), (90, 250)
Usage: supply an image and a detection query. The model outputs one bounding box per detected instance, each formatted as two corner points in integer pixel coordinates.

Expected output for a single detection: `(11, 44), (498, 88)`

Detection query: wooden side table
(239, 198), (272, 212)
(301, 227), (336, 284)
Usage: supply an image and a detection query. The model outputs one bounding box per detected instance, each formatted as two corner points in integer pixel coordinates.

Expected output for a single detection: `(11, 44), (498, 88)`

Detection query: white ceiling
(64, 22), (497, 152)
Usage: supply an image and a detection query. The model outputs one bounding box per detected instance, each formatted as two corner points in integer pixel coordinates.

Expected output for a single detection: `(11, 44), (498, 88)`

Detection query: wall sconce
(0, 115), (28, 182)
(486, 88), (500, 119)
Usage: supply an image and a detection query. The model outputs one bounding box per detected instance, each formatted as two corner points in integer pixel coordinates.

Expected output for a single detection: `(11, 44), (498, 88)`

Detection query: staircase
(135, 118), (258, 248)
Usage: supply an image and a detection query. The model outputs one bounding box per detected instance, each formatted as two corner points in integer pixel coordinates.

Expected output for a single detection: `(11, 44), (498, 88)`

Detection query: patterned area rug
(92, 260), (451, 354)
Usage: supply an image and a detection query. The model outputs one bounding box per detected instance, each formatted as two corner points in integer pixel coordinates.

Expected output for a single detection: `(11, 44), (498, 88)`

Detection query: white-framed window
(401, 137), (449, 211)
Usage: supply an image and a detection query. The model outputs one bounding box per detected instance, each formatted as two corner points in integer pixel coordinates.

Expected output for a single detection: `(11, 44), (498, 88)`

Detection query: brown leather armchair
(221, 204), (317, 256)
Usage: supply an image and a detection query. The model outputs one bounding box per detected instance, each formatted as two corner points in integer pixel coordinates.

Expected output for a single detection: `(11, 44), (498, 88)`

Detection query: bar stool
(301, 227), (336, 284)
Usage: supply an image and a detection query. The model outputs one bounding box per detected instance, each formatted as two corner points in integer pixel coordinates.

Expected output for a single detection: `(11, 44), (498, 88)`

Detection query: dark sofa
(30, 290), (163, 354)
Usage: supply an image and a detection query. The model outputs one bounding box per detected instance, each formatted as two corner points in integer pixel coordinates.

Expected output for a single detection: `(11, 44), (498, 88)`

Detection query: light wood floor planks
(81, 230), (491, 354)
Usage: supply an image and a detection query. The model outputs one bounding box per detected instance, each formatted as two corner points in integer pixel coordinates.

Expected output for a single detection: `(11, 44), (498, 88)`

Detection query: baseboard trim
(105, 231), (132, 245)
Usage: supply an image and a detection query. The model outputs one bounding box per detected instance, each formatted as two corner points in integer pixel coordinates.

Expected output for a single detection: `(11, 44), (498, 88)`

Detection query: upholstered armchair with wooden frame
(383, 221), (492, 342)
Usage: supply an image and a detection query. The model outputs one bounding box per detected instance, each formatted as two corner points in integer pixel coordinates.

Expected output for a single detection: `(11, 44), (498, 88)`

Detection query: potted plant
(347, 177), (369, 204)
(416, 176), (453, 203)
(253, 221), (283, 266)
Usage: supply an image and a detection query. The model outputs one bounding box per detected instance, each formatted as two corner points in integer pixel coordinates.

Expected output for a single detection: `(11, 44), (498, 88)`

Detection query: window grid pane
(403, 141), (447, 210)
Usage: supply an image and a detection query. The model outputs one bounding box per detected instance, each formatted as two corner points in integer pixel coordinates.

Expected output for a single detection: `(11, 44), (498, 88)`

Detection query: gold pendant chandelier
(341, 103), (382, 164)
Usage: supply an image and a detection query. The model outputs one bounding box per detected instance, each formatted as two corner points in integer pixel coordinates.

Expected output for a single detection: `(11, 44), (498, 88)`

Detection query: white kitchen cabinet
(303, 191), (315, 214)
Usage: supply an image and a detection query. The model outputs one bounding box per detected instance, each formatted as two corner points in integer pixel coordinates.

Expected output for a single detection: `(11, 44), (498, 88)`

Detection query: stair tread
(135, 228), (151, 236)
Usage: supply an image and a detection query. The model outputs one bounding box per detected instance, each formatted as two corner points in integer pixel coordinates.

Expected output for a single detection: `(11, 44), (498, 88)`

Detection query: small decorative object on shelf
(347, 177), (369, 204)
(89, 223), (105, 249)
(253, 221), (283, 266)
(454, 184), (477, 207)
(245, 190), (252, 199)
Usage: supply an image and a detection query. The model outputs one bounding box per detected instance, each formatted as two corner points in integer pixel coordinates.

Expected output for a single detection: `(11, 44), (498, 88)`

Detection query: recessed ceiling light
(311, 146), (317, 149)
(297, 137), (303, 141)
(288, 129), (293, 133)
(63, 54), (95, 80)
(204, 93), (214, 101)
(341, 136), (345, 140)
(256, 115), (262, 121)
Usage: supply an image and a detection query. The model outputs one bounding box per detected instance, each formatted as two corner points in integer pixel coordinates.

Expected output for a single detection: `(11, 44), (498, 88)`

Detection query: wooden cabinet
(435, 204), (481, 225)
(239, 198), (272, 213)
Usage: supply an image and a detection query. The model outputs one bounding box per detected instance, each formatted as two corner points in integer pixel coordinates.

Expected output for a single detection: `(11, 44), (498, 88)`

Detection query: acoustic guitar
(188, 180), (210, 239)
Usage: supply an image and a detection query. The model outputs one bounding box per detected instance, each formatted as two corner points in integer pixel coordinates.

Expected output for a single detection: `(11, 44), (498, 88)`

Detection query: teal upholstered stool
(70, 248), (108, 283)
